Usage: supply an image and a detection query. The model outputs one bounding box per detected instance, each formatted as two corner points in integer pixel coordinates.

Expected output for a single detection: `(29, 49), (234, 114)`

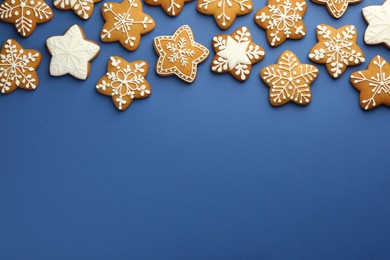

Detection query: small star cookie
(154, 25), (209, 83)
(311, 0), (361, 18)
(254, 0), (307, 47)
(197, 0), (253, 30)
(0, 39), (41, 94)
(96, 57), (152, 111)
(46, 25), (100, 80)
(350, 56), (390, 111)
(144, 0), (191, 16)
(363, 1), (390, 49)
(309, 24), (365, 78)
(54, 0), (100, 19)
(0, 0), (53, 37)
(211, 26), (265, 81)
(261, 51), (318, 106)
(100, 0), (155, 51)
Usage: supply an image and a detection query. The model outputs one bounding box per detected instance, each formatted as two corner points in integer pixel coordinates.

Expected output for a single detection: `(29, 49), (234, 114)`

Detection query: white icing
(54, 0), (97, 19)
(47, 25), (100, 80)
(309, 25), (365, 78)
(363, 1), (390, 48)
(0, 39), (40, 93)
(0, 0), (52, 36)
(314, 0), (360, 18)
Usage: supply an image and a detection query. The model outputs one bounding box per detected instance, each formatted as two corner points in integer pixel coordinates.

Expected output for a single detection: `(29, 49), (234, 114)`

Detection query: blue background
(1, 0), (390, 259)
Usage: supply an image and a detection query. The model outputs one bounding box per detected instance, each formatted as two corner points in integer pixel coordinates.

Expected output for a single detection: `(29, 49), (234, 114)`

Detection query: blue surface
(1, 0), (390, 259)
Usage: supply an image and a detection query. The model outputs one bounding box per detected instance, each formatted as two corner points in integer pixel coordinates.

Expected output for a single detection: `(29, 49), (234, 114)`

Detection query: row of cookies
(1, 23), (389, 111)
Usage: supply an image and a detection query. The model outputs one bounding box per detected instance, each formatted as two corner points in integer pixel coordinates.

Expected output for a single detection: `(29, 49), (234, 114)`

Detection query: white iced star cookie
(211, 26), (265, 81)
(46, 25), (100, 80)
(363, 0), (390, 49)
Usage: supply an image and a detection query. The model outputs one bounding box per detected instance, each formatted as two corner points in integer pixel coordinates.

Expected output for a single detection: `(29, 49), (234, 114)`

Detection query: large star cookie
(363, 1), (390, 49)
(100, 0), (155, 51)
(311, 0), (361, 18)
(261, 51), (318, 106)
(350, 56), (390, 111)
(0, 39), (41, 94)
(309, 24), (365, 78)
(54, 0), (100, 19)
(154, 25), (209, 83)
(0, 0), (53, 37)
(46, 25), (100, 80)
(144, 0), (191, 16)
(254, 0), (307, 47)
(211, 26), (265, 81)
(197, 0), (253, 30)
(96, 57), (152, 111)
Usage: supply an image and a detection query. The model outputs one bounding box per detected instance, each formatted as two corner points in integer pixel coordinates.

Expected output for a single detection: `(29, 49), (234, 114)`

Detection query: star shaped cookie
(211, 26), (265, 81)
(350, 56), (390, 111)
(144, 0), (191, 16)
(0, 0), (53, 37)
(154, 25), (209, 83)
(312, 0), (361, 18)
(96, 57), (152, 111)
(197, 0), (253, 30)
(309, 24), (365, 78)
(0, 39), (41, 94)
(47, 25), (100, 80)
(254, 0), (307, 47)
(100, 0), (155, 51)
(363, 1), (390, 49)
(54, 0), (100, 19)
(261, 51), (318, 106)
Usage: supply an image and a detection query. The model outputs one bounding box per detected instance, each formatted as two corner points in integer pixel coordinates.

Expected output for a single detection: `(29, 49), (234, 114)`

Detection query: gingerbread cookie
(0, 39), (41, 94)
(197, 0), (253, 30)
(254, 0), (307, 47)
(350, 56), (390, 111)
(100, 0), (155, 51)
(0, 0), (53, 37)
(46, 25), (100, 80)
(96, 57), (152, 111)
(309, 24), (365, 78)
(144, 0), (191, 16)
(54, 0), (100, 19)
(154, 25), (209, 83)
(261, 51), (318, 106)
(311, 0), (361, 18)
(363, 1), (390, 49)
(211, 26), (265, 81)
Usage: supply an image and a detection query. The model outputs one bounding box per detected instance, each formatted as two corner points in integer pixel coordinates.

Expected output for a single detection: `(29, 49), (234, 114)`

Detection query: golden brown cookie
(96, 57), (152, 111)
(0, 39), (41, 94)
(350, 56), (390, 111)
(197, 0), (253, 30)
(0, 0), (53, 37)
(154, 25), (209, 83)
(311, 0), (361, 18)
(100, 0), (155, 51)
(254, 0), (307, 47)
(309, 24), (365, 78)
(54, 0), (100, 19)
(261, 50), (318, 106)
(144, 0), (191, 16)
(211, 26), (265, 81)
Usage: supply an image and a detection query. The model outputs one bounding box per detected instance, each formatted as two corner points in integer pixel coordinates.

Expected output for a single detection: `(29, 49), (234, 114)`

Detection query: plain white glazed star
(47, 25), (100, 80)
(217, 36), (251, 70)
(363, 0), (390, 49)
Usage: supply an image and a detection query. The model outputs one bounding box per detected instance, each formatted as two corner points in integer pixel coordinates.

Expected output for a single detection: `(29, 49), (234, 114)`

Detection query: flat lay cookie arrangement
(1, 0), (390, 111)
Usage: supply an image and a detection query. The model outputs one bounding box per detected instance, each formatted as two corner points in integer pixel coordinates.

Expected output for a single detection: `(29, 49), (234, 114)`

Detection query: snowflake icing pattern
(261, 51), (318, 106)
(0, 39), (41, 94)
(144, 0), (189, 16)
(96, 57), (151, 111)
(314, 0), (361, 18)
(101, 0), (155, 51)
(309, 25), (365, 78)
(166, 38), (194, 66)
(351, 56), (390, 110)
(54, 0), (100, 19)
(0, 0), (53, 37)
(255, 0), (306, 46)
